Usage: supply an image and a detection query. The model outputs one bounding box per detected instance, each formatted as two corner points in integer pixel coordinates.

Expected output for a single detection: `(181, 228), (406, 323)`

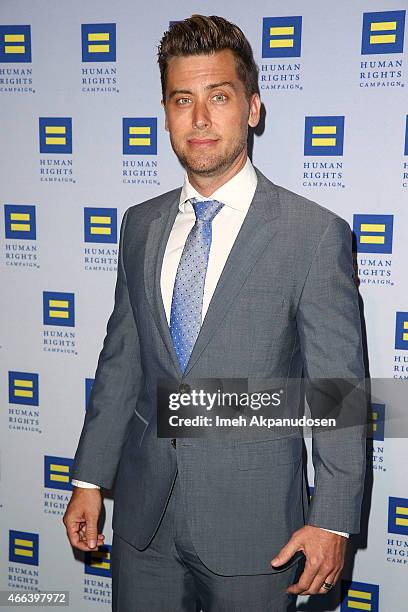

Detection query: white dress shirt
(160, 156), (257, 323)
(72, 158), (348, 538)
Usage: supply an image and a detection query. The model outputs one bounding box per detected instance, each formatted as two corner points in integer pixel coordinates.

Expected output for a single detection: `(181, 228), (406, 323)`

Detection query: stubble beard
(171, 135), (247, 177)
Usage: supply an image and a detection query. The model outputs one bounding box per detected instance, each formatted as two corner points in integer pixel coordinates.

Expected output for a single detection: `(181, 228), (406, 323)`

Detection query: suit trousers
(111, 471), (301, 612)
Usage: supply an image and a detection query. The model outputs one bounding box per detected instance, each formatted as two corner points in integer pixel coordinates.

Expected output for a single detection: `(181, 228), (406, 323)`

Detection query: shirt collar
(178, 157), (257, 213)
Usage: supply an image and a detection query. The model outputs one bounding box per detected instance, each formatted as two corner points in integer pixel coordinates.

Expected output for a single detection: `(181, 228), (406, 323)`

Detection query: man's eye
(176, 97), (191, 105)
(213, 94), (227, 102)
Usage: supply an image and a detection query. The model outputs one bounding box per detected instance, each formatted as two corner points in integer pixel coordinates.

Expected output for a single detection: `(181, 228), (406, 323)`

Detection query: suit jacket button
(178, 383), (191, 394)
(171, 438), (176, 448)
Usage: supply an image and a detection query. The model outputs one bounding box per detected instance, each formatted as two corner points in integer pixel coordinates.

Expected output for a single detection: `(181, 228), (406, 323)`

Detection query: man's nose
(192, 101), (211, 130)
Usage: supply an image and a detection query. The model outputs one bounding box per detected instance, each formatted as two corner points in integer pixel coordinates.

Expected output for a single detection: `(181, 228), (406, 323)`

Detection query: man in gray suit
(64, 15), (366, 611)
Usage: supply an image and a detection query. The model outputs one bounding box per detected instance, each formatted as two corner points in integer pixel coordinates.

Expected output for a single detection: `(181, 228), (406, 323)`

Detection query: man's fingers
(315, 565), (343, 595)
(303, 569), (335, 595)
(271, 536), (300, 567)
(82, 514), (98, 549)
(331, 565), (344, 586)
(65, 522), (94, 551)
(290, 562), (342, 596)
(67, 527), (104, 552)
(81, 533), (105, 547)
(66, 521), (81, 547)
(65, 514), (102, 551)
(286, 559), (319, 594)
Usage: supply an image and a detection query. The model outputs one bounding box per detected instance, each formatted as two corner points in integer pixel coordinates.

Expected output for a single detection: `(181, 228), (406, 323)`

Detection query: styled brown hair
(158, 14), (260, 102)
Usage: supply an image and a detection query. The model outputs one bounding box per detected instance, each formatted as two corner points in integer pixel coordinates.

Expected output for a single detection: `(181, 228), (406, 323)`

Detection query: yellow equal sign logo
(90, 215), (111, 236)
(403, 320), (408, 342)
(346, 587), (372, 610)
(305, 116), (344, 156)
(45, 125), (66, 146)
(129, 126), (151, 146)
(48, 298), (69, 319)
(85, 544), (112, 576)
(312, 125), (337, 147)
(262, 17), (302, 58)
(9, 372), (38, 406)
(88, 31), (110, 53)
(49, 463), (70, 484)
(4, 33), (25, 54)
(9, 530), (39, 565)
(269, 25), (294, 48)
(91, 549), (111, 570)
(14, 537), (34, 558)
(359, 222), (385, 245)
(394, 504), (408, 527)
(45, 456), (73, 490)
(370, 20), (397, 45)
(362, 10), (405, 55)
(13, 378), (33, 399)
(389, 496), (408, 535)
(10, 211), (30, 233)
(43, 291), (74, 327)
(369, 403), (385, 441)
(371, 409), (378, 433)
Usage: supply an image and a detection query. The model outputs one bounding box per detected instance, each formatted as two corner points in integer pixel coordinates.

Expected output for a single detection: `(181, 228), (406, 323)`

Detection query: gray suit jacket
(72, 167), (366, 575)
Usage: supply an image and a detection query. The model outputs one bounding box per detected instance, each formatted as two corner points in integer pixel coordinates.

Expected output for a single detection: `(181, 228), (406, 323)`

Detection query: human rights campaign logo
(404, 115), (408, 155)
(84, 208), (117, 244)
(341, 580), (379, 612)
(85, 545), (112, 578)
(9, 371), (39, 406)
(4, 205), (36, 240)
(123, 118), (157, 155)
(39, 118), (72, 154)
(304, 117), (344, 156)
(44, 456), (73, 491)
(82, 23), (116, 62)
(362, 10), (405, 55)
(353, 214), (393, 254)
(43, 292), (75, 327)
(9, 530), (39, 566)
(388, 496), (408, 535)
(262, 16), (302, 58)
(369, 403), (385, 442)
(0, 25), (31, 62)
(395, 312), (408, 350)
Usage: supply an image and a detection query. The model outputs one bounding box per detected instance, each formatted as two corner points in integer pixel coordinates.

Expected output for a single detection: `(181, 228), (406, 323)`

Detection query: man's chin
(180, 155), (230, 177)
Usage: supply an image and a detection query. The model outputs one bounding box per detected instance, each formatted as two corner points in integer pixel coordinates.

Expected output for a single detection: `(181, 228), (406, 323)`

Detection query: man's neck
(186, 150), (248, 197)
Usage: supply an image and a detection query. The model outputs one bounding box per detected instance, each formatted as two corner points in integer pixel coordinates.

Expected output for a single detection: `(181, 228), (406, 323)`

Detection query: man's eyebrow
(167, 81), (236, 99)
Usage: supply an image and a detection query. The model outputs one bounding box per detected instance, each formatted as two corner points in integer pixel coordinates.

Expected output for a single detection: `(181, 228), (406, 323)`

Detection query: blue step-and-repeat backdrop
(1, 1), (407, 610)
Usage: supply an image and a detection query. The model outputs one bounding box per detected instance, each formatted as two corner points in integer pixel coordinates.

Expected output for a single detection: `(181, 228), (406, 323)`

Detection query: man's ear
(248, 93), (261, 128)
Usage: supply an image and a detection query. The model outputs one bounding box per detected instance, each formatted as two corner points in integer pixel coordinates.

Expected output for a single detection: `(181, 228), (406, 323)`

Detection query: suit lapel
(143, 169), (281, 379)
(144, 190), (184, 377)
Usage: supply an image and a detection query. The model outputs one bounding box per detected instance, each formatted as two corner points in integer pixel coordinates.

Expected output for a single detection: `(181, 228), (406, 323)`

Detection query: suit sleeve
(296, 216), (366, 534)
(71, 208), (144, 489)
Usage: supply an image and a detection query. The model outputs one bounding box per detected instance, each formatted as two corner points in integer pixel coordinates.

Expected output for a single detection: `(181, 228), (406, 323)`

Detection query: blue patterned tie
(170, 198), (224, 373)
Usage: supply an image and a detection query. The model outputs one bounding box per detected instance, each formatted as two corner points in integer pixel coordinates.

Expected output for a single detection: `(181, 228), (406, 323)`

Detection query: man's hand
(63, 487), (105, 551)
(271, 525), (347, 595)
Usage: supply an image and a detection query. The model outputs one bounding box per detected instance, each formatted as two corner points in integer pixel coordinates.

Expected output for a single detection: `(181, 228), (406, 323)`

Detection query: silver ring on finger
(322, 581), (335, 591)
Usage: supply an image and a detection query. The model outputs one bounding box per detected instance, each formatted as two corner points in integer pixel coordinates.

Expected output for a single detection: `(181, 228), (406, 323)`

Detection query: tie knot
(191, 198), (224, 223)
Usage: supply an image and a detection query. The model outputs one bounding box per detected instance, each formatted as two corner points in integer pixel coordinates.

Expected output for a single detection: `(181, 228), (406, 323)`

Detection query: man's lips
(187, 138), (219, 146)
